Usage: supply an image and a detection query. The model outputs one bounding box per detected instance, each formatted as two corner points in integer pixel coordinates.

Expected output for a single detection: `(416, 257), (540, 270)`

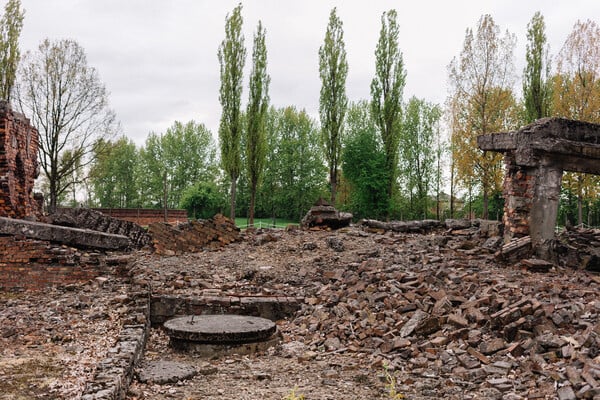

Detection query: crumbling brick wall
(91, 208), (188, 226)
(0, 101), (40, 218)
(0, 235), (108, 290)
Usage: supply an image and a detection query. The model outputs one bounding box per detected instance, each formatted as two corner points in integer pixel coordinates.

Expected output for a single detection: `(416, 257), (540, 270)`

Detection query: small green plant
(383, 363), (405, 399)
(282, 386), (305, 400)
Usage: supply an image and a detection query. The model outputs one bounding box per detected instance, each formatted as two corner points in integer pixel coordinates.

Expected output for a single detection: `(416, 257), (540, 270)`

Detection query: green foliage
(282, 386), (305, 400)
(523, 11), (552, 123)
(256, 106), (327, 221)
(319, 7), (348, 204)
(137, 132), (165, 208)
(137, 121), (217, 209)
(400, 96), (442, 219)
(218, 3), (246, 219)
(180, 181), (226, 220)
(89, 137), (138, 208)
(371, 9), (406, 202)
(246, 20), (269, 224)
(0, 0), (23, 101)
(383, 364), (405, 399)
(341, 101), (389, 219)
(469, 191), (504, 221)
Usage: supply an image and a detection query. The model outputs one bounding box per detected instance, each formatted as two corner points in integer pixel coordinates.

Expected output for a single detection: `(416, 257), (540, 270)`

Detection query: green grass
(234, 217), (297, 229)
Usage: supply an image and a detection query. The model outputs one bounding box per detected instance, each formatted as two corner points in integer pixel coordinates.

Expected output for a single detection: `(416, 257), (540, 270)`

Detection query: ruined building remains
(0, 100), (40, 218)
(478, 118), (600, 259)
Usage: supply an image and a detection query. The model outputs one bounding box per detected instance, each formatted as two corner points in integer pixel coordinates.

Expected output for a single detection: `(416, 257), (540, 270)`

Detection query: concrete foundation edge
(80, 285), (150, 400)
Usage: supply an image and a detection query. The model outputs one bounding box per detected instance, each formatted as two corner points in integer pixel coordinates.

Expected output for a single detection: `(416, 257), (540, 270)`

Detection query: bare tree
(15, 38), (117, 213)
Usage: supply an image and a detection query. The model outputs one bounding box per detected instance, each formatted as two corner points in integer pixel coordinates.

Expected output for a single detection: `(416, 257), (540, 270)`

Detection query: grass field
(234, 217), (297, 229)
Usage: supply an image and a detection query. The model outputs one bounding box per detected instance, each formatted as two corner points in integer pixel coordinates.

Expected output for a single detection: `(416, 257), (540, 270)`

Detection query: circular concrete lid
(164, 315), (277, 344)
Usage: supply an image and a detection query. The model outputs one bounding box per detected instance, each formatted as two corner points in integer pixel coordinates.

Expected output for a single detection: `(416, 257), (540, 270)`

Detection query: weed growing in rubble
(282, 386), (305, 400)
(383, 364), (405, 399)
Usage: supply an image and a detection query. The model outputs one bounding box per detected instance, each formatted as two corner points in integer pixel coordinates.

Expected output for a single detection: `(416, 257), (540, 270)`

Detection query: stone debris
(300, 198), (352, 230)
(127, 223), (600, 398)
(148, 213), (240, 255)
(358, 218), (442, 233)
(136, 361), (197, 384)
(4, 220), (600, 399)
(559, 228), (600, 271)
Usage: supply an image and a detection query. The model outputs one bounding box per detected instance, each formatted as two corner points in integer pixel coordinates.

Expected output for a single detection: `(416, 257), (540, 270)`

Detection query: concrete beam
(0, 217), (131, 250)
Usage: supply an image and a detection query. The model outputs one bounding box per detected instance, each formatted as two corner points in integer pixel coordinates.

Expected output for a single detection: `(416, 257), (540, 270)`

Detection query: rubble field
(2, 224), (600, 399)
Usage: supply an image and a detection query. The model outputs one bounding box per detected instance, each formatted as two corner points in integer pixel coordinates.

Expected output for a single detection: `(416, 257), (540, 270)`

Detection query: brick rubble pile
(148, 214), (240, 255)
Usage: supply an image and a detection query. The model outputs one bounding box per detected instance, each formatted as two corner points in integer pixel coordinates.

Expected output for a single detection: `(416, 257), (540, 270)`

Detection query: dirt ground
(2, 225), (600, 399)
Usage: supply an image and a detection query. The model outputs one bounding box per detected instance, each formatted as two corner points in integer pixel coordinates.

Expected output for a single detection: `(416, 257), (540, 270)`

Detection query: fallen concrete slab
(0, 217), (131, 250)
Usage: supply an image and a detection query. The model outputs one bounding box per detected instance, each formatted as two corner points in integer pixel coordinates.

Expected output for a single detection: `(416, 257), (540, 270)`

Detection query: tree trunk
(577, 194), (583, 226)
(230, 177), (237, 221)
(49, 182), (57, 214)
(249, 182), (256, 227)
(450, 159), (455, 219)
(163, 171), (168, 222)
(330, 167), (337, 205)
(483, 189), (489, 220)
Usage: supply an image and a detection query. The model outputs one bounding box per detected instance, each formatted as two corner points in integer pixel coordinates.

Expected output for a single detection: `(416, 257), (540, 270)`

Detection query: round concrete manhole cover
(164, 315), (277, 344)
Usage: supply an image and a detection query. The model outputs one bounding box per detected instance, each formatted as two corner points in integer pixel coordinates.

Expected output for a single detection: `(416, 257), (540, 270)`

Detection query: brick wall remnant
(68, 207), (188, 226)
(0, 235), (113, 290)
(0, 100), (40, 218)
(148, 214), (240, 255)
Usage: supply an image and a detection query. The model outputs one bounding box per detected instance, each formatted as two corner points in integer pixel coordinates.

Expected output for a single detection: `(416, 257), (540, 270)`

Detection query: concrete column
(529, 162), (563, 253)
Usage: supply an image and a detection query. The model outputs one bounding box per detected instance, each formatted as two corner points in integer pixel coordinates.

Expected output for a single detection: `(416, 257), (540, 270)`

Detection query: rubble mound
(300, 198), (352, 230)
(148, 213), (240, 255)
(51, 207), (152, 248)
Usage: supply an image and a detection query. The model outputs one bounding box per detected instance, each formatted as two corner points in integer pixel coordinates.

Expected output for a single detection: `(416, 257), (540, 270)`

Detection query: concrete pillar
(529, 161), (563, 255)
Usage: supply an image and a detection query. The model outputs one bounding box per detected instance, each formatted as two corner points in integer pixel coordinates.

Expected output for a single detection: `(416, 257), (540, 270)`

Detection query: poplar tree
(218, 3), (246, 220)
(0, 0), (24, 102)
(319, 7), (348, 205)
(370, 9), (406, 204)
(523, 11), (552, 123)
(246, 21), (269, 226)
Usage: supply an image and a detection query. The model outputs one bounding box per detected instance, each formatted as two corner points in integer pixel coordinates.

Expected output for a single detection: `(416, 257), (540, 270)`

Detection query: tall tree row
(245, 21), (269, 226)
(319, 7), (348, 205)
(400, 97), (442, 219)
(218, 4), (246, 220)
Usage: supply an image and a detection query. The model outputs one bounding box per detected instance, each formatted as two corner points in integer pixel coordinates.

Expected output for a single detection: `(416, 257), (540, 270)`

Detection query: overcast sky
(15, 0), (600, 145)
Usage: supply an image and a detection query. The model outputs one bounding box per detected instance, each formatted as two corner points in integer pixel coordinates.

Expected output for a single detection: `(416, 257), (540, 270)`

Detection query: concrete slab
(0, 217), (131, 250)
(137, 361), (197, 384)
